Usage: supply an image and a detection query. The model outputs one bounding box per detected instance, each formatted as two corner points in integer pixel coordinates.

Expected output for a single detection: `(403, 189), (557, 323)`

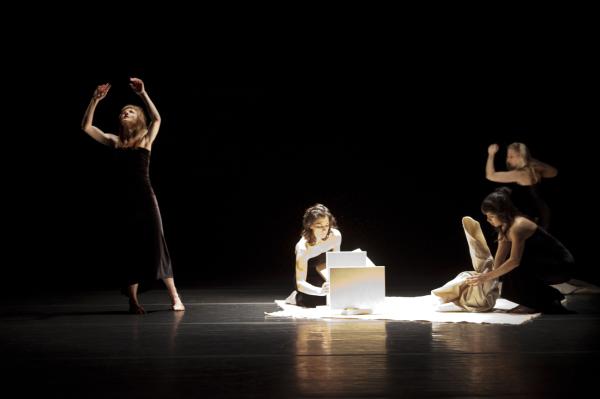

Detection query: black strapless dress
(113, 147), (173, 291)
(501, 227), (574, 311)
(509, 183), (551, 229)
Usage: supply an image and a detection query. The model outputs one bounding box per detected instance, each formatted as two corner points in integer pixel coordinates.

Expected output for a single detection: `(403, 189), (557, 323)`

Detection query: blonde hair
(507, 142), (540, 184)
(118, 105), (148, 143)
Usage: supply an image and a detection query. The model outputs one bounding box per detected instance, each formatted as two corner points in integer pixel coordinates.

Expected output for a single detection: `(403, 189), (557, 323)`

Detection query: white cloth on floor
(266, 296), (539, 325)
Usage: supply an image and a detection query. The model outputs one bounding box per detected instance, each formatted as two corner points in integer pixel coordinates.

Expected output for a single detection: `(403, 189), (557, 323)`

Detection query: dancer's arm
(485, 144), (530, 184)
(531, 158), (558, 178)
(295, 250), (328, 296)
(319, 229), (342, 282)
(466, 221), (533, 285)
(129, 77), (161, 145)
(493, 239), (510, 270)
(81, 83), (119, 147)
(331, 228), (342, 252)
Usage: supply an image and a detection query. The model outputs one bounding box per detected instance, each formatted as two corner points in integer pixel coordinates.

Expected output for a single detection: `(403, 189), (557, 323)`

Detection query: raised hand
(93, 83), (111, 100)
(129, 77), (145, 95)
(488, 143), (499, 156)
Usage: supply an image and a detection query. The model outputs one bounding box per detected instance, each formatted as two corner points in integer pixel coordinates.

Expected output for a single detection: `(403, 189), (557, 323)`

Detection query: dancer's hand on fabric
(320, 282), (330, 295)
(466, 272), (490, 286)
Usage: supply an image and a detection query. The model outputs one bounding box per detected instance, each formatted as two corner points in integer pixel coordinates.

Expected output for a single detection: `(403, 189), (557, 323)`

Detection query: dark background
(4, 19), (597, 294)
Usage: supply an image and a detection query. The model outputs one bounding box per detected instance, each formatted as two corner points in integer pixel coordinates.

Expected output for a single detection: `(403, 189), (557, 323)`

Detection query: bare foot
(171, 297), (185, 311)
(129, 303), (146, 315)
(507, 304), (538, 314)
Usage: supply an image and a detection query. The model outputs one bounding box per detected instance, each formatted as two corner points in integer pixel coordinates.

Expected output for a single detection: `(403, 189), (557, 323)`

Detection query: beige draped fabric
(431, 217), (500, 312)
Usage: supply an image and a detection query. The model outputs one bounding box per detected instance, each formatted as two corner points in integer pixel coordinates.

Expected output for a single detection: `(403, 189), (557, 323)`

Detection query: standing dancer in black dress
(82, 77), (184, 314)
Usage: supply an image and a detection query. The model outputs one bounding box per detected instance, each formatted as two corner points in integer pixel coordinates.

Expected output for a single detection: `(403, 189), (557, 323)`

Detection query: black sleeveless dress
(510, 183), (551, 229)
(295, 252), (328, 308)
(113, 147), (173, 291)
(500, 227), (574, 311)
